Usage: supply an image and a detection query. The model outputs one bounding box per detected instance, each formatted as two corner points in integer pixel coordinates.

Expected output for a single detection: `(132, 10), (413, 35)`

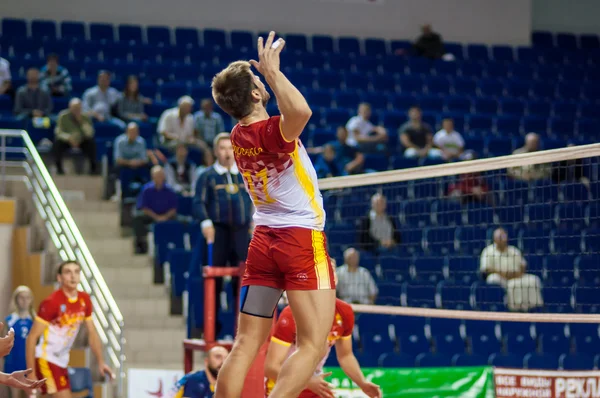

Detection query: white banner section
(495, 368), (600, 398)
(128, 368), (184, 398)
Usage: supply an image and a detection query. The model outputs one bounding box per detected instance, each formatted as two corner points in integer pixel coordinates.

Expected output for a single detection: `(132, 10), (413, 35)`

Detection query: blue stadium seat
(453, 354), (487, 367)
(445, 96), (471, 113)
(461, 61), (484, 79)
(582, 83), (600, 101)
(560, 353), (594, 370)
(433, 200), (463, 226)
(432, 60), (458, 76)
(505, 333), (537, 356)
(465, 320), (497, 338)
(60, 21), (85, 39)
(397, 76), (424, 94)
(353, 350), (378, 367)
(527, 100), (552, 118)
(499, 99), (525, 116)
(580, 34), (600, 49)
(90, 23), (114, 42)
(2, 18), (27, 37)
(471, 334), (501, 358)
(486, 62), (508, 79)
(312, 35), (334, 53)
(327, 222), (356, 248)
(543, 286), (573, 313)
(168, 249), (192, 297)
(556, 33), (578, 50)
(153, 221), (186, 266)
(307, 90), (333, 108)
(338, 37), (360, 54)
(323, 108), (350, 125)
(473, 283), (506, 311)
(317, 71), (343, 91)
(492, 46), (514, 62)
(403, 201), (432, 227)
(434, 333), (465, 356)
(540, 333), (571, 356)
(361, 332), (396, 360)
(532, 31), (554, 48)
(447, 257), (478, 284)
(551, 230), (583, 254)
(489, 353), (523, 368)
(573, 334), (600, 357)
(379, 352), (414, 367)
(365, 38), (387, 56)
(118, 24), (142, 43)
(488, 137), (514, 156)
(574, 285), (600, 313)
(31, 20), (56, 39)
(457, 226), (489, 253)
(390, 40), (411, 54)
(230, 30), (253, 49)
(177, 196), (193, 217)
(453, 77), (478, 96)
(203, 29), (226, 48)
(310, 128), (336, 147)
(577, 255), (600, 286)
(479, 79), (504, 97)
(147, 26), (171, 45)
(403, 281), (437, 308)
(392, 156), (420, 170)
(398, 332), (429, 356)
(510, 64), (535, 80)
(420, 95), (444, 113)
(406, 57), (431, 75)
(93, 122), (122, 139)
(175, 27), (199, 47)
(344, 73), (370, 91)
(425, 227), (457, 254)
(524, 353), (559, 370)
(284, 34), (307, 52)
(531, 82), (555, 100)
(465, 203), (495, 225)
(413, 257), (445, 282)
(444, 42), (464, 60)
(430, 317), (462, 336)
(473, 97), (498, 115)
(416, 353), (452, 367)
(466, 44), (489, 62)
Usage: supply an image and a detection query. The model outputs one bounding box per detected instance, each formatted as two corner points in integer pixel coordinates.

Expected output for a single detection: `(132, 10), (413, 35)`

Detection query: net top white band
(319, 143), (600, 190)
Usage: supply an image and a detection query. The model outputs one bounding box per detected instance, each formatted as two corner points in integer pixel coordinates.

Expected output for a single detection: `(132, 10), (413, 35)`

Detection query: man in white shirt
(336, 248), (379, 305)
(345, 103), (387, 148)
(480, 228), (543, 311)
(433, 118), (471, 161)
(157, 96), (201, 148)
(0, 57), (14, 98)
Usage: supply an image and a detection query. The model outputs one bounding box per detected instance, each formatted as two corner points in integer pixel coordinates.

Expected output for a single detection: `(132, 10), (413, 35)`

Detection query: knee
(230, 333), (262, 357)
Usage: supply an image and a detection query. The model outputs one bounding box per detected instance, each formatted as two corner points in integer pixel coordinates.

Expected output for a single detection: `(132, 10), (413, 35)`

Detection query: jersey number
(243, 169), (275, 205)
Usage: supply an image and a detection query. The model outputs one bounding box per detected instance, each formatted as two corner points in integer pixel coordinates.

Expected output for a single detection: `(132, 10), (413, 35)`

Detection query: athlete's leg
(48, 390), (72, 398)
(268, 289), (336, 398)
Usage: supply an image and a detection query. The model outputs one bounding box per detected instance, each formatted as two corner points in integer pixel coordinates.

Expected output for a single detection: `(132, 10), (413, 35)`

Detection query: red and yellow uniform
(231, 115), (335, 291)
(266, 299), (355, 397)
(34, 289), (93, 395)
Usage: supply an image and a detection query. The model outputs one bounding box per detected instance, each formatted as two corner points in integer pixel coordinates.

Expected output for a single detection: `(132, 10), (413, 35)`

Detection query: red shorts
(243, 226), (336, 291)
(35, 358), (71, 395)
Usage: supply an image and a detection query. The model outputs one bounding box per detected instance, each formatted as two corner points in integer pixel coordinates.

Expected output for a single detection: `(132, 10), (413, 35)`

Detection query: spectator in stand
(336, 248), (378, 305)
(314, 144), (342, 179)
(331, 126), (365, 174)
(413, 24), (445, 59)
(345, 103), (387, 150)
(116, 75), (150, 123)
(113, 122), (148, 170)
(53, 98), (96, 175)
(39, 53), (71, 97)
(193, 133), (252, 332)
(480, 228), (543, 311)
(0, 56), (14, 99)
(433, 118), (473, 161)
(13, 68), (52, 120)
(448, 172), (494, 206)
(165, 143), (197, 196)
(133, 165), (178, 254)
(400, 106), (442, 159)
(358, 193), (401, 253)
(82, 70), (125, 128)
(157, 96), (201, 149)
(194, 98), (225, 147)
(552, 144), (590, 188)
(508, 133), (551, 181)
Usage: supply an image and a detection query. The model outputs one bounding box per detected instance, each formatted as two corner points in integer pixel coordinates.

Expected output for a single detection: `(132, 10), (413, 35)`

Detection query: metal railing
(0, 129), (126, 395)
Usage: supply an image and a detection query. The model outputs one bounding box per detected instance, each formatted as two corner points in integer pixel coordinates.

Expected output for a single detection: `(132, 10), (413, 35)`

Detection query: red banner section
(495, 368), (600, 398)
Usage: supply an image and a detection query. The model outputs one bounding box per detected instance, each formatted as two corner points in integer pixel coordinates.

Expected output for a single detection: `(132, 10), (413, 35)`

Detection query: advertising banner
(128, 368), (183, 398)
(495, 368), (600, 398)
(324, 366), (495, 397)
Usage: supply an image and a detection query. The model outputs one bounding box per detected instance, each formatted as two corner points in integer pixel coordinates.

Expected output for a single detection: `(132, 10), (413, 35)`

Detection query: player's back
(231, 115), (325, 231)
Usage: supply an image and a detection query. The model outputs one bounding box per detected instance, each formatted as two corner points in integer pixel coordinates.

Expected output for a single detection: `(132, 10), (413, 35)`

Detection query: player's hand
(5, 369), (46, 393)
(99, 362), (116, 380)
(250, 31), (286, 78)
(307, 372), (335, 398)
(202, 225), (216, 244)
(0, 324), (15, 357)
(360, 381), (382, 398)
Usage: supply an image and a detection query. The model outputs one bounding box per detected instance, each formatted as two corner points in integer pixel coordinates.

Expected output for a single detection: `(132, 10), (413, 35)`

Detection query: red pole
(204, 276), (216, 344)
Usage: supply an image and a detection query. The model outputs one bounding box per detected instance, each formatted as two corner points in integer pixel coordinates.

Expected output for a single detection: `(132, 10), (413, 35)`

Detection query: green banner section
(324, 366), (495, 398)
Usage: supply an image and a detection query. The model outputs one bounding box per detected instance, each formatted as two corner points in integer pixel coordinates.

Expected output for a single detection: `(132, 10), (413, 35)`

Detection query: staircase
(55, 175), (186, 370)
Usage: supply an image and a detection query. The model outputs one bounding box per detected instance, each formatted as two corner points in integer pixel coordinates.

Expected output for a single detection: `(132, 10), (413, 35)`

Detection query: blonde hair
(10, 285), (35, 318)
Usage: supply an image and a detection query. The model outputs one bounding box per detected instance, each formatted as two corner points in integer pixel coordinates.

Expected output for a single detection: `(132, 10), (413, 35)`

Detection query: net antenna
(320, 144), (600, 323)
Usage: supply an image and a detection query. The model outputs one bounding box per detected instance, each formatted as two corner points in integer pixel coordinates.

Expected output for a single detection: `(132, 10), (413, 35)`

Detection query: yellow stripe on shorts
(311, 230), (331, 290)
(38, 358), (57, 393)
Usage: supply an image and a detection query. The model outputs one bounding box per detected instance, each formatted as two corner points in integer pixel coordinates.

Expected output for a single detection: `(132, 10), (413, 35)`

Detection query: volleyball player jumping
(211, 32), (337, 397)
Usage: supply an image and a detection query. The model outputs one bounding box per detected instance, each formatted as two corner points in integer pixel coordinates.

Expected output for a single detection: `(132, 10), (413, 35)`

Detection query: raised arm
(250, 32), (312, 142)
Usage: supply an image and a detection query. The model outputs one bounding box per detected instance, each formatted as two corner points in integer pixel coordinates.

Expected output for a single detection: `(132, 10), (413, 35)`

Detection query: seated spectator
(194, 98), (225, 146)
(480, 228), (543, 311)
(191, 149), (214, 193)
(508, 133), (550, 181)
(336, 248), (378, 305)
(13, 68), (52, 120)
(157, 96), (202, 149)
(0, 56), (14, 99)
(400, 106), (442, 159)
(40, 53), (71, 97)
(433, 118), (473, 161)
(552, 144), (590, 187)
(413, 24), (445, 59)
(331, 126), (365, 174)
(116, 75), (149, 123)
(53, 98), (96, 175)
(448, 171), (494, 206)
(358, 193), (401, 253)
(165, 143), (197, 196)
(345, 103), (387, 149)
(113, 122), (148, 170)
(133, 165), (178, 254)
(82, 70), (125, 128)
(314, 144), (342, 179)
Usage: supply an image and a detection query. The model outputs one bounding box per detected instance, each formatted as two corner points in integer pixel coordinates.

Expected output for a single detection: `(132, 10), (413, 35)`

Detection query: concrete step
(66, 199), (118, 212)
(102, 266), (154, 286)
(86, 238), (134, 257)
(72, 210), (120, 228)
(119, 312), (185, 330)
(95, 254), (150, 269)
(112, 283), (167, 300)
(54, 175), (104, 200)
(126, 350), (184, 368)
(119, 297), (170, 319)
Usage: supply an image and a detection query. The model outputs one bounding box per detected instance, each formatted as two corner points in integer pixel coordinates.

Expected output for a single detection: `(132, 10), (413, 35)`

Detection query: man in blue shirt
(133, 165), (178, 254)
(330, 126), (365, 175)
(194, 99), (225, 148)
(114, 122), (148, 168)
(170, 346), (228, 398)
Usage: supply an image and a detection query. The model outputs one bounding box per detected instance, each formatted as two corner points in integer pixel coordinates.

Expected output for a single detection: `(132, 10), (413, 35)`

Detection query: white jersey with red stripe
(230, 115), (325, 231)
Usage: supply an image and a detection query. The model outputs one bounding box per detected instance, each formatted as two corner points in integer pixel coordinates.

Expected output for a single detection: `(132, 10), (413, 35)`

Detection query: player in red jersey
(211, 32), (337, 397)
(265, 299), (381, 398)
(25, 261), (115, 397)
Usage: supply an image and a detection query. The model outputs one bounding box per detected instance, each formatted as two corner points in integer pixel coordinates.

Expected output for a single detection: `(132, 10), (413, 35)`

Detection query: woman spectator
(116, 76), (150, 123)
(3, 286), (35, 398)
